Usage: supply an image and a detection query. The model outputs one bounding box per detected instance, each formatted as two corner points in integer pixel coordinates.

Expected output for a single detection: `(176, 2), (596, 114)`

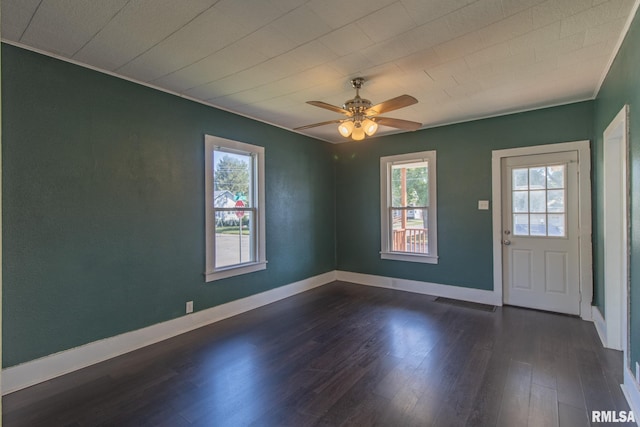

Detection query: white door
(502, 151), (580, 315)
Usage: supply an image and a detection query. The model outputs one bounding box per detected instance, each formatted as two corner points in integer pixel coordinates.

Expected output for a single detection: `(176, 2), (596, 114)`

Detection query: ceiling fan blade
(307, 101), (351, 116)
(375, 117), (422, 131)
(294, 119), (343, 130)
(365, 95), (418, 115)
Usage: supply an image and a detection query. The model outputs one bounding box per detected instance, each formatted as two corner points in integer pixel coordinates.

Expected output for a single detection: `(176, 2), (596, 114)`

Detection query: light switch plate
(478, 200), (490, 210)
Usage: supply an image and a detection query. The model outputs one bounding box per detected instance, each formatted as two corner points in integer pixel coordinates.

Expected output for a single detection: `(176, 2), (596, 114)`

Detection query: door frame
(601, 105), (629, 352)
(491, 140), (593, 320)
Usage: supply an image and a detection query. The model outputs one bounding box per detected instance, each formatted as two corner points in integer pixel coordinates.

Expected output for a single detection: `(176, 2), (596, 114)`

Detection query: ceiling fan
(294, 77), (422, 141)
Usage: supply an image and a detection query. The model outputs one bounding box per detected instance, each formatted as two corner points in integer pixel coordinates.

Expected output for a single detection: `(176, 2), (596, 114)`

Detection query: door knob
(503, 240), (511, 245)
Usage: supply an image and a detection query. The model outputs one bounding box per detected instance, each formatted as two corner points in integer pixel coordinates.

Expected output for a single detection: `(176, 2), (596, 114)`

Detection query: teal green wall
(594, 7), (640, 371)
(335, 102), (593, 290)
(2, 44), (336, 367)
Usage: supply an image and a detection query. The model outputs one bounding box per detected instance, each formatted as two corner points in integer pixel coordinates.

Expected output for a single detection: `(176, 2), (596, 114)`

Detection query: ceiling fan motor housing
(343, 97), (372, 116)
(344, 77), (372, 119)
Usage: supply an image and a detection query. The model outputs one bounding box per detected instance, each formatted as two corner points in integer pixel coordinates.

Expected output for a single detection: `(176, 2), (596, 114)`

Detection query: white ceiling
(2, 0), (638, 143)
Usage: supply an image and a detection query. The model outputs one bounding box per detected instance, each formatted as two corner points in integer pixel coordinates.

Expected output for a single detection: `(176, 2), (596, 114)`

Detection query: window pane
(548, 214), (565, 237)
(529, 167), (546, 189)
(547, 165), (564, 189)
(512, 168), (528, 190)
(514, 214), (529, 236)
(530, 190), (546, 213)
(513, 191), (528, 212)
(214, 150), (252, 202)
(530, 214), (546, 236)
(391, 162), (429, 208)
(215, 210), (254, 268)
(547, 190), (564, 213)
(391, 208), (428, 254)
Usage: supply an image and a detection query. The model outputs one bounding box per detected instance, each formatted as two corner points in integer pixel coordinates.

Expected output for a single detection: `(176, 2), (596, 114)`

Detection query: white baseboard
(581, 305), (594, 321)
(335, 270), (502, 306)
(592, 305), (607, 347)
(622, 366), (640, 426)
(2, 270), (337, 395)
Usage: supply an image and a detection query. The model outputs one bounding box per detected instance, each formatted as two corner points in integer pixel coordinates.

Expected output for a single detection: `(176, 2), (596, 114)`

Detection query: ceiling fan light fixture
(338, 120), (354, 137)
(362, 118), (378, 136)
(351, 125), (365, 141)
(295, 77), (422, 141)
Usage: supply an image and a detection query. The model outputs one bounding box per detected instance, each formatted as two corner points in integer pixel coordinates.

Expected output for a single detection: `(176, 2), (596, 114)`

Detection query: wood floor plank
(576, 349), (617, 417)
(558, 402), (589, 427)
(553, 316), (588, 410)
(313, 354), (399, 426)
(527, 383), (559, 427)
(2, 281), (633, 427)
(496, 359), (532, 427)
(531, 314), (560, 390)
(430, 346), (492, 427)
(382, 319), (466, 425)
(465, 351), (511, 427)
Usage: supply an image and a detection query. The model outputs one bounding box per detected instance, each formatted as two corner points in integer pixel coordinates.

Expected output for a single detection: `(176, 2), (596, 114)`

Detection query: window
(205, 135), (266, 281)
(511, 164), (566, 237)
(380, 151), (437, 263)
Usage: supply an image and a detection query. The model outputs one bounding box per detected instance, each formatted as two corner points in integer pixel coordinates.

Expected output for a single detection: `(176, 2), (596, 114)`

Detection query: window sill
(205, 261), (267, 282)
(380, 252), (438, 264)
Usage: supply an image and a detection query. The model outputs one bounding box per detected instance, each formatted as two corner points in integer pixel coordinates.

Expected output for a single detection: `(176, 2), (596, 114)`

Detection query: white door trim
(491, 141), (593, 320)
(602, 105), (629, 352)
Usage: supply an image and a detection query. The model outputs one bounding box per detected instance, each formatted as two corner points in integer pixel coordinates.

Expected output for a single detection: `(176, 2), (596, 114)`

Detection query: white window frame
(205, 135), (266, 281)
(380, 150), (438, 264)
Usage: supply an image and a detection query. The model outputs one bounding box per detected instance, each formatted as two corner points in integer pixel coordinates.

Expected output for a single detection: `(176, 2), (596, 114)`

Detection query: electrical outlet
(186, 301), (193, 314)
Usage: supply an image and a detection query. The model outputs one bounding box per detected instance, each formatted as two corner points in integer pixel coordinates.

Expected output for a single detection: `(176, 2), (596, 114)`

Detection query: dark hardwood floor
(3, 281), (634, 426)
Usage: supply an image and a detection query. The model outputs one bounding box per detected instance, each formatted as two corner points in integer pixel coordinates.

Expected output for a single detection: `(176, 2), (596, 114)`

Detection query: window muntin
(381, 151), (437, 264)
(205, 136), (265, 281)
(511, 164), (566, 237)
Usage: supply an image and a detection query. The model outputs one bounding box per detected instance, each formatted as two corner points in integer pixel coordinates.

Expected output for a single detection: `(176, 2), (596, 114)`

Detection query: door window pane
(530, 214), (547, 236)
(529, 167), (546, 189)
(547, 190), (564, 213)
(513, 169), (528, 190)
(530, 191), (546, 213)
(547, 165), (564, 189)
(513, 191), (528, 212)
(548, 214), (565, 237)
(513, 214), (529, 236)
